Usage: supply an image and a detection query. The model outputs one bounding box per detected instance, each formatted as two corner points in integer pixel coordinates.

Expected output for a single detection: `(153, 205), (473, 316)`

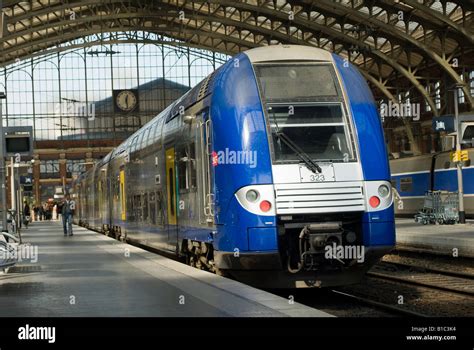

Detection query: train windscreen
(267, 103), (354, 162)
(254, 63), (355, 163)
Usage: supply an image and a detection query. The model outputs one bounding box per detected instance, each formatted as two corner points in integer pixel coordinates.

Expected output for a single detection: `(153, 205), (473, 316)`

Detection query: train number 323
(309, 174), (325, 182)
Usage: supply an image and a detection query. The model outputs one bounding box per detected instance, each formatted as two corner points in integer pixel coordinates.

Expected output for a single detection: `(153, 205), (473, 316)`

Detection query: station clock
(113, 89), (139, 113)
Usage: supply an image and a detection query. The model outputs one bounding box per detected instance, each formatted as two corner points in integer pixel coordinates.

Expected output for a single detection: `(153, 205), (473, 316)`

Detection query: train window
(400, 177), (413, 193)
(156, 190), (164, 225)
(149, 192), (156, 225)
(143, 193), (149, 222)
(113, 178), (119, 200)
(130, 135), (139, 153)
(135, 195), (142, 221)
(151, 121), (160, 143)
(267, 103), (354, 162)
(177, 148), (188, 191)
(141, 127), (151, 149)
(177, 144), (197, 192)
(189, 143), (197, 189)
(132, 131), (143, 152)
(254, 64), (340, 101)
(146, 122), (157, 146)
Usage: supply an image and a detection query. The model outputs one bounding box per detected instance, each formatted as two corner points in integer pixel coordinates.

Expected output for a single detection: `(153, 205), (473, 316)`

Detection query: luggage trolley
(415, 191), (442, 225)
(415, 191), (459, 225)
(439, 192), (459, 225)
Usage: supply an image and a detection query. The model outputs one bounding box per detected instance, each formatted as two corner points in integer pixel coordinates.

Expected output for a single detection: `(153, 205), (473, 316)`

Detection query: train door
(165, 147), (178, 247)
(106, 172), (113, 230)
(119, 167), (126, 221)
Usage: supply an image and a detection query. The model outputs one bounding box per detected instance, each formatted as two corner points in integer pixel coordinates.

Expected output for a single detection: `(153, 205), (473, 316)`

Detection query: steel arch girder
(292, 0), (473, 108)
(191, 0), (439, 113)
(1, 0), (468, 112)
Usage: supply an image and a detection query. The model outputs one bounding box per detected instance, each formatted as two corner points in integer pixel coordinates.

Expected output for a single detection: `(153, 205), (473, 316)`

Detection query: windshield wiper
(275, 131), (322, 174)
(268, 105), (322, 174)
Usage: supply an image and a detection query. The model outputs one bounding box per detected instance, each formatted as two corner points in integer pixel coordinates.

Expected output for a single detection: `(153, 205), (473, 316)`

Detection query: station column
(33, 155), (40, 205)
(59, 153), (67, 191)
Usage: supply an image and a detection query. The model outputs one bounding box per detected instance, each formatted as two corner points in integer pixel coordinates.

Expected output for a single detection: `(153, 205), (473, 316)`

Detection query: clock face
(116, 90), (137, 112)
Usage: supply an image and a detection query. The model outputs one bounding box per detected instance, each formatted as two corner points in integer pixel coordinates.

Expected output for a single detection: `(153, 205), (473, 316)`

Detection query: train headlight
(246, 189), (260, 202)
(259, 200), (272, 212)
(378, 184), (390, 198)
(369, 196), (381, 208)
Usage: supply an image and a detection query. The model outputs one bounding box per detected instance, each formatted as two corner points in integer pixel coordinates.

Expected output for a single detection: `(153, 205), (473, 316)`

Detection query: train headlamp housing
(364, 181), (393, 212)
(235, 185), (275, 216)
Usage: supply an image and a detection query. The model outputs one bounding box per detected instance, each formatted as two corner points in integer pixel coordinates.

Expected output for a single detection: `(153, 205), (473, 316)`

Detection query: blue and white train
(73, 45), (395, 288)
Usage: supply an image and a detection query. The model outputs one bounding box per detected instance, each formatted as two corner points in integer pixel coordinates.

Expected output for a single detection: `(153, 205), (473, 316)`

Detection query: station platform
(0, 221), (332, 317)
(395, 218), (474, 258)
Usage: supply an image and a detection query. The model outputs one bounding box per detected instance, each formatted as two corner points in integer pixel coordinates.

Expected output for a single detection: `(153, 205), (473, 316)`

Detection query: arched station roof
(1, 0), (474, 113)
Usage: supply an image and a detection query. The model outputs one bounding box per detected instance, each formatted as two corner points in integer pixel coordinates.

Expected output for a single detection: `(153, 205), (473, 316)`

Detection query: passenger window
(133, 195), (141, 221)
(189, 143), (197, 189)
(141, 128), (150, 148)
(149, 192), (156, 225)
(177, 148), (188, 191)
(156, 190), (164, 225)
(143, 193), (149, 221)
(113, 178), (119, 200)
(130, 135), (139, 153)
(177, 143), (197, 192)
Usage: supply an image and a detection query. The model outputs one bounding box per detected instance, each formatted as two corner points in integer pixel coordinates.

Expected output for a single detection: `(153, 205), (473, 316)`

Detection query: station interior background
(0, 1), (473, 206)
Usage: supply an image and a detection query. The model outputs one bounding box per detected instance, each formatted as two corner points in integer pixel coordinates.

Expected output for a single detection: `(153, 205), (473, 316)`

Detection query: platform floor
(0, 221), (331, 317)
(396, 218), (474, 257)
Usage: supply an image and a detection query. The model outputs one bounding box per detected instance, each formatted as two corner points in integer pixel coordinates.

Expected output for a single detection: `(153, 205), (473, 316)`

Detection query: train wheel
(183, 240), (216, 272)
(114, 227), (121, 240)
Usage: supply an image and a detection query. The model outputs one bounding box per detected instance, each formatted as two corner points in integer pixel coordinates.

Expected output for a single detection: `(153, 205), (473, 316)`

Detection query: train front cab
(210, 46), (395, 288)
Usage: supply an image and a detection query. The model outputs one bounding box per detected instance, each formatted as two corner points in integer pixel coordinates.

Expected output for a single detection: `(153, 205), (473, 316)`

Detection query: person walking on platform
(62, 194), (75, 237)
(38, 205), (44, 221)
(33, 205), (39, 222)
(23, 202), (31, 228)
(42, 203), (47, 220)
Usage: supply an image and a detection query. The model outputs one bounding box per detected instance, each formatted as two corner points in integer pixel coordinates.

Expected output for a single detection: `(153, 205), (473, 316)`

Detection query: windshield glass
(268, 104), (354, 162)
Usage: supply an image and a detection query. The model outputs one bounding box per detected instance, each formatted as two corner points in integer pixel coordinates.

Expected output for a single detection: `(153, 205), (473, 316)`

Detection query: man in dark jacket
(62, 194), (75, 236)
(33, 205), (39, 221)
(23, 202), (31, 227)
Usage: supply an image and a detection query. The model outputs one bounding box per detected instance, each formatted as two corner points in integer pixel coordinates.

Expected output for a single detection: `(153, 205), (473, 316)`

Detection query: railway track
(329, 289), (430, 317)
(368, 261), (474, 297)
(334, 250), (474, 317)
